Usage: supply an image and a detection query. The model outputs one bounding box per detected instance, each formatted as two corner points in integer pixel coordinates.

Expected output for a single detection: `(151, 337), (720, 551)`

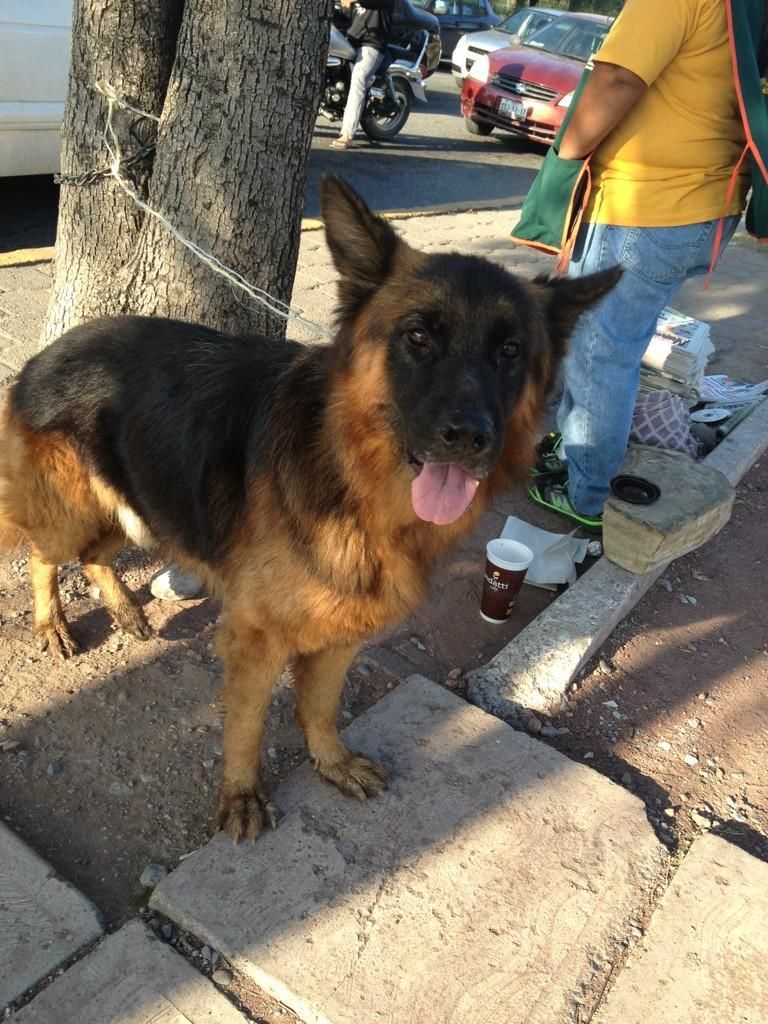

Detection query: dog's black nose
(438, 411), (495, 455)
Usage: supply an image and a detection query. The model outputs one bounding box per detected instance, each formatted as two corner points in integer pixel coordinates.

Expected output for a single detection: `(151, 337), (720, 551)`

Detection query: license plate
(499, 98), (526, 121)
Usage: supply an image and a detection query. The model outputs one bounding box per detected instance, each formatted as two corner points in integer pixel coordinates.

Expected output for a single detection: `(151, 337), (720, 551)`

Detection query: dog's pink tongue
(412, 463), (480, 525)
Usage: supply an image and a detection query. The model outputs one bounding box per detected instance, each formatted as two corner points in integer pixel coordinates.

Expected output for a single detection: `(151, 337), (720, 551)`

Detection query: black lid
(610, 475), (661, 505)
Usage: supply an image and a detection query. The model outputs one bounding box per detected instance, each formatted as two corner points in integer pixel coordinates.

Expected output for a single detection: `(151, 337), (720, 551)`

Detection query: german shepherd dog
(0, 178), (619, 840)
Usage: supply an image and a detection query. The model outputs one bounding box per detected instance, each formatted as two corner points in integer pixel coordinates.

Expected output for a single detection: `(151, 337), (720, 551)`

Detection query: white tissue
(500, 516), (590, 590)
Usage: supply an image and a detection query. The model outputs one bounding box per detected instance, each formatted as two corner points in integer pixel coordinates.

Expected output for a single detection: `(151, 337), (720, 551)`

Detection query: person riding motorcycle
(332, 0), (395, 149)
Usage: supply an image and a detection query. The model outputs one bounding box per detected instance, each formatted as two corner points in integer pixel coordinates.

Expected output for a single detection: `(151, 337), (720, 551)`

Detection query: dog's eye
(406, 327), (429, 348)
(501, 341), (521, 360)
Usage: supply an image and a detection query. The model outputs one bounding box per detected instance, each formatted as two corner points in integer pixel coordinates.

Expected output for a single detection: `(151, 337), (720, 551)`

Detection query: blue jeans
(341, 46), (383, 140)
(556, 216), (740, 515)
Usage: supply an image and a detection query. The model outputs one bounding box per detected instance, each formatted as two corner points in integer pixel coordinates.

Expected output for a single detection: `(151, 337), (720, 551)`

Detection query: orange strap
(725, 0), (768, 183)
(704, 141), (751, 289)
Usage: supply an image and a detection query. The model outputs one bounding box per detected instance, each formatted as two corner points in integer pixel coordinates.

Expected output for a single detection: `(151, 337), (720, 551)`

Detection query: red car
(460, 12), (612, 145)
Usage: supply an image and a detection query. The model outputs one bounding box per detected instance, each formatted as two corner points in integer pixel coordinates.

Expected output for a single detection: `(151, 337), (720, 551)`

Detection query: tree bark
(44, 0), (332, 345)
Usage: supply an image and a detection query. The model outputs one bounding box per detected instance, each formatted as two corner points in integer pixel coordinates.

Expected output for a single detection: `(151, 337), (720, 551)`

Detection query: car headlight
(467, 54), (490, 84)
(557, 91), (574, 108)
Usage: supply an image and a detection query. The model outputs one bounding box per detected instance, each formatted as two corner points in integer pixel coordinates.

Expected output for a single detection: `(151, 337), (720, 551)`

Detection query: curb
(300, 200), (514, 232)
(466, 397), (768, 723)
(0, 246), (55, 269)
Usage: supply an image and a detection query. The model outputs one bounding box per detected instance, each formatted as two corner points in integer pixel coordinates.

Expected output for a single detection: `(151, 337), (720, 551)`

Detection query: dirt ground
(1, 459), (766, 1021)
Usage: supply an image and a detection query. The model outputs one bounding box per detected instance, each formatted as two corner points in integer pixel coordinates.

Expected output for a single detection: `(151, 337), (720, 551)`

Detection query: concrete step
(0, 822), (103, 1008)
(603, 446), (734, 575)
(151, 675), (666, 1024)
(594, 833), (768, 1024)
(14, 920), (249, 1023)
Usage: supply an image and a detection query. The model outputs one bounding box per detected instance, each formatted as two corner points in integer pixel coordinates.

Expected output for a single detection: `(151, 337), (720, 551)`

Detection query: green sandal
(531, 431), (567, 480)
(528, 478), (603, 533)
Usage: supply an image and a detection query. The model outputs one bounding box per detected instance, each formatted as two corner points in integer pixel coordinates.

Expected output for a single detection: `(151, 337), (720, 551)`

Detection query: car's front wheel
(464, 117), (493, 137)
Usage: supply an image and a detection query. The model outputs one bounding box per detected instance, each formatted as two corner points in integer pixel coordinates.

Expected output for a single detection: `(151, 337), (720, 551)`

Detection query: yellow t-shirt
(587, 0), (749, 226)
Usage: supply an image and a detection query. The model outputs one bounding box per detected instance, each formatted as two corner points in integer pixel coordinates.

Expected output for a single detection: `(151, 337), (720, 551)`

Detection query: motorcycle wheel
(361, 79), (411, 141)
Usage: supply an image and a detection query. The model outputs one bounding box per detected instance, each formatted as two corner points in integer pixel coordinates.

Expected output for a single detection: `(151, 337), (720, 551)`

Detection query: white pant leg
(341, 45), (382, 139)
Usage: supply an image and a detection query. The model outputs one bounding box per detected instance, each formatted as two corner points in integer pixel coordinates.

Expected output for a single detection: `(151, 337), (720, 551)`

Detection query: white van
(0, 0), (72, 176)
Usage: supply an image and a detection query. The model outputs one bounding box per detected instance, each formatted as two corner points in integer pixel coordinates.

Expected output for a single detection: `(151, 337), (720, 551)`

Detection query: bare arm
(558, 61), (648, 160)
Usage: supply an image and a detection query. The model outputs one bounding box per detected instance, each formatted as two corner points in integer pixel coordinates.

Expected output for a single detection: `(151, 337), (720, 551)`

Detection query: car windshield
(497, 10), (528, 34)
(524, 15), (609, 62)
(498, 9), (554, 36)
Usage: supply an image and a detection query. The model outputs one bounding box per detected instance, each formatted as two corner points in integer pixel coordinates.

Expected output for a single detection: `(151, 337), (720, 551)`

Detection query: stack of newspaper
(640, 307), (713, 392)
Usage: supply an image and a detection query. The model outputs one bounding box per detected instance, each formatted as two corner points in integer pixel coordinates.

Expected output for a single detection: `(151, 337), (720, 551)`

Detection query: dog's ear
(536, 266), (622, 354)
(321, 175), (400, 301)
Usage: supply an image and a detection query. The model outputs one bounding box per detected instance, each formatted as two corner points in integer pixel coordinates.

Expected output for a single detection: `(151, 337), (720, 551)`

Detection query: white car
(451, 5), (559, 86)
(0, 0), (72, 177)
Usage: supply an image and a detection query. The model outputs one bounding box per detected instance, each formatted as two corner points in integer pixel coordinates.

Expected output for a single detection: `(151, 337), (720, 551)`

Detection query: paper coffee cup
(480, 539), (533, 624)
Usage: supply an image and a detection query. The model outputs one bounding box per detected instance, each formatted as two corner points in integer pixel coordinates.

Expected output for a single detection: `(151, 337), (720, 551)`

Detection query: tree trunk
(43, 0), (332, 345)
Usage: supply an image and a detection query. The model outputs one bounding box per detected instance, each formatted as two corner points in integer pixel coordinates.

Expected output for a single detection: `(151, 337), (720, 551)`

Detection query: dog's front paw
(214, 786), (279, 843)
(313, 750), (388, 800)
(35, 620), (79, 658)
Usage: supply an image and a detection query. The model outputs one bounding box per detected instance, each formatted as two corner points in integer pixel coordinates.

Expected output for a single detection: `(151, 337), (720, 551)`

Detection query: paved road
(305, 67), (545, 216)
(0, 176), (60, 252)
(0, 69), (544, 252)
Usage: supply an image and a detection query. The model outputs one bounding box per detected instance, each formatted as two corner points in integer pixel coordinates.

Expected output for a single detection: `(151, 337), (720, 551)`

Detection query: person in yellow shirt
(529, 0), (753, 530)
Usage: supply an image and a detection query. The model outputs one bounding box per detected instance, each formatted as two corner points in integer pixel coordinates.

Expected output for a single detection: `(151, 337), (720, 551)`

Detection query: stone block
(593, 834), (768, 1024)
(603, 446), (734, 575)
(14, 921), (249, 1023)
(0, 822), (103, 1008)
(151, 676), (664, 1024)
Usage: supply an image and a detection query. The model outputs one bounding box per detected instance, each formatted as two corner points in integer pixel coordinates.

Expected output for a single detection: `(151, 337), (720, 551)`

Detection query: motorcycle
(320, 20), (430, 142)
